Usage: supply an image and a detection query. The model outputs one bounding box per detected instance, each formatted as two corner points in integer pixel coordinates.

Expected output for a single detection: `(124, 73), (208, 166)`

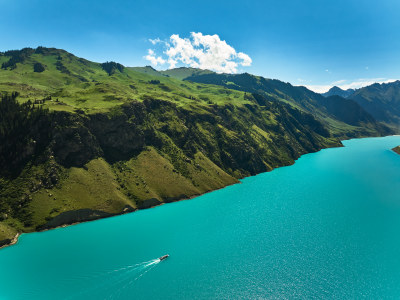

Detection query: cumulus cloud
(304, 78), (398, 93)
(144, 49), (165, 66)
(145, 32), (252, 73)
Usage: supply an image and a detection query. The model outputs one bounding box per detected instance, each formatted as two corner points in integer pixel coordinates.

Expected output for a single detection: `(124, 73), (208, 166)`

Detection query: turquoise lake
(1, 136), (400, 299)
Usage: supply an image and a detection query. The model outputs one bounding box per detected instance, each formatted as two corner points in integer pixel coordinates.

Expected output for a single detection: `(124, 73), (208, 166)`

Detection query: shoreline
(0, 233), (20, 250)
(0, 140), (347, 250)
(4, 136), (381, 250)
(0, 180), (243, 250)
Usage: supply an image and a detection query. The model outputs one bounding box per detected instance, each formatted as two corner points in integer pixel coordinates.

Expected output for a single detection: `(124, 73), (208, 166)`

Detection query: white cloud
(145, 32), (252, 73)
(144, 49), (166, 66)
(237, 52), (252, 66)
(304, 78), (398, 93)
(149, 38), (161, 45)
(167, 58), (178, 69)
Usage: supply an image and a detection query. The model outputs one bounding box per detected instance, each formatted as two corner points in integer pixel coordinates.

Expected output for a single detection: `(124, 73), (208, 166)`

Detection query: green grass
(28, 158), (133, 229)
(113, 147), (237, 204)
(17, 145), (238, 230)
(0, 49), (252, 114)
(0, 222), (17, 242)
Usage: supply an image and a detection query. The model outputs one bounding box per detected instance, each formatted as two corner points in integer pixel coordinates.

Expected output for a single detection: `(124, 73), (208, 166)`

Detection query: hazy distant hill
(322, 86), (355, 98)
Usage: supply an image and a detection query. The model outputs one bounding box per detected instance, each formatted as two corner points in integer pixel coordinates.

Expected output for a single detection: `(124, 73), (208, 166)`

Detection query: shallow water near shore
(1, 136), (400, 299)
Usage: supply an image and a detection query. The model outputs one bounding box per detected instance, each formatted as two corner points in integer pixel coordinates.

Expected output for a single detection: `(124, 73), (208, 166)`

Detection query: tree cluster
(148, 80), (161, 84)
(101, 61), (124, 75)
(1, 48), (35, 70)
(33, 62), (45, 73)
(0, 93), (53, 175)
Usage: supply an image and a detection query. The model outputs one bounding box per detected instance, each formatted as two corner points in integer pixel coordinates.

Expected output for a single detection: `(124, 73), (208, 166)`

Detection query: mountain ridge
(349, 81), (400, 127)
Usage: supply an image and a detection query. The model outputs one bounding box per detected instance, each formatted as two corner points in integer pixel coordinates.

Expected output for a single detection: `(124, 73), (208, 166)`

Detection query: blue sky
(1, 0), (400, 92)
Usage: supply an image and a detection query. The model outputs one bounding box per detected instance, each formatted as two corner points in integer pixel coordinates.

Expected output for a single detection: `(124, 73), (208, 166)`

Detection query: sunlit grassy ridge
(0, 48), (251, 114)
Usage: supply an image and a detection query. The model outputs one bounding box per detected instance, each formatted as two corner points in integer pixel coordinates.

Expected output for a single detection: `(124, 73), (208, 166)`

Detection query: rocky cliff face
(393, 146), (400, 155)
(46, 98), (339, 177)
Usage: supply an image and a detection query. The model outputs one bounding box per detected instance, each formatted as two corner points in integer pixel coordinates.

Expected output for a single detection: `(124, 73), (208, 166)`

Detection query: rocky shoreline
(0, 233), (20, 249)
(393, 145), (400, 155)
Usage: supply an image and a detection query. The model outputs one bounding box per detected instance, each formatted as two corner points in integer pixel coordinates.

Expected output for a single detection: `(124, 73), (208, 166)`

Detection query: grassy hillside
(0, 47), (390, 246)
(182, 72), (393, 137)
(0, 48), (252, 114)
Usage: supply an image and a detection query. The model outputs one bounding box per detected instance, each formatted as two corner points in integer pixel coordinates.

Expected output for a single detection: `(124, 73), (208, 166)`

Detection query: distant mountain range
(130, 66), (400, 130)
(351, 81), (400, 126)
(321, 81), (400, 127)
(134, 67), (391, 137)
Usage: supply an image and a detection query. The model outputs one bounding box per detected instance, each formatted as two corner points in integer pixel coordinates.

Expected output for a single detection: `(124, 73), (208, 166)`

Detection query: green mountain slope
(183, 72), (392, 137)
(0, 47), (391, 246)
(0, 47), (252, 114)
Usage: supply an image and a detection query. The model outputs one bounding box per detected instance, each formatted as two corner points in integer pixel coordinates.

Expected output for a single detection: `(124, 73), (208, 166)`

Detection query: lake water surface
(1, 136), (400, 299)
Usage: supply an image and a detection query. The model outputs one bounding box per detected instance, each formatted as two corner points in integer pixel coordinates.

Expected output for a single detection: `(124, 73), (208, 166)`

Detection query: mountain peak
(322, 86), (355, 98)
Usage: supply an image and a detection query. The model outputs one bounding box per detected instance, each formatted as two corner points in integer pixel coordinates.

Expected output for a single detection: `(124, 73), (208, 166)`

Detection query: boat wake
(63, 256), (167, 300)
